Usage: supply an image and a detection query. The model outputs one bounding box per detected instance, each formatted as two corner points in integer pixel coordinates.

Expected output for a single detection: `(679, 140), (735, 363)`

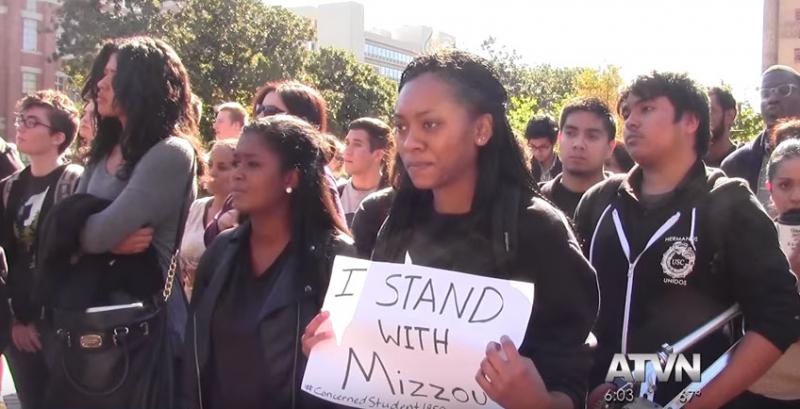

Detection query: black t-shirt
(549, 181), (584, 219)
(2, 166), (67, 322)
(405, 207), (495, 275)
(208, 240), (288, 409)
(11, 169), (62, 266)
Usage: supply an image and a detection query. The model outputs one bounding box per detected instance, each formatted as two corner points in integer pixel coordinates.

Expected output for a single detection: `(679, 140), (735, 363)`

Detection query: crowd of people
(0, 33), (797, 409)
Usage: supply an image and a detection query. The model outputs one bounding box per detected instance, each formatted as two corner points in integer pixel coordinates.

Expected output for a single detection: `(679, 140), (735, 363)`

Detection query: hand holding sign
(302, 256), (535, 409)
(789, 244), (800, 280)
(476, 336), (551, 409)
(302, 311), (333, 357)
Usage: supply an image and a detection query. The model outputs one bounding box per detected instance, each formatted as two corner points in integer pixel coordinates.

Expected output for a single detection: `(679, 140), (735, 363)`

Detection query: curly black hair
(82, 37), (204, 179)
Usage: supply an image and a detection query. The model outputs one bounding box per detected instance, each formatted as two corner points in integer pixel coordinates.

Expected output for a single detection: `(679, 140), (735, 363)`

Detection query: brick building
(0, 0), (65, 143)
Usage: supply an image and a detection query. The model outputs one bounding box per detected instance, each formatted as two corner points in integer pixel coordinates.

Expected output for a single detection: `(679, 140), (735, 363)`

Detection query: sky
(267, 0), (765, 107)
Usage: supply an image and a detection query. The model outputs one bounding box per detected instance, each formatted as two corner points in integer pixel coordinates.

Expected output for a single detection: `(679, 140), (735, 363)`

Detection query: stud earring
(286, 187), (293, 194)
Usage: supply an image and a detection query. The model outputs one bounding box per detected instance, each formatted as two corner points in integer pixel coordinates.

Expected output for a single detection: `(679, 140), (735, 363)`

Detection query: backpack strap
(54, 164), (83, 204)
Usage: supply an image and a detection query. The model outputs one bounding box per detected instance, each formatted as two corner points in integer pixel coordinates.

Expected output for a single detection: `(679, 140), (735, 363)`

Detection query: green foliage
(508, 96), (539, 135)
(480, 37), (582, 115)
(54, 0), (168, 84)
(53, 0), (393, 141)
(304, 48), (397, 135)
(164, 0), (314, 139)
(481, 37), (623, 137)
(732, 102), (764, 145)
(574, 65), (624, 138)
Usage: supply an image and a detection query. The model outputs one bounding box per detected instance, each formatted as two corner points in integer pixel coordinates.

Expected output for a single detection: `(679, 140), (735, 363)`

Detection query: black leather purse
(47, 258), (180, 409)
(46, 171), (193, 409)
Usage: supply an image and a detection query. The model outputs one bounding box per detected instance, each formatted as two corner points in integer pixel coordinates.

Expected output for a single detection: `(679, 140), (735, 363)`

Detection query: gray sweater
(77, 136), (197, 342)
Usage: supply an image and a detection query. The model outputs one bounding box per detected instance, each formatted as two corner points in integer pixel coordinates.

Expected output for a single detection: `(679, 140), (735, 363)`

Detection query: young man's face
(761, 70), (800, 129)
(344, 129), (382, 177)
(213, 110), (242, 140)
(15, 106), (64, 156)
(620, 95), (695, 167)
(709, 94), (734, 142)
(528, 137), (555, 164)
(558, 111), (615, 176)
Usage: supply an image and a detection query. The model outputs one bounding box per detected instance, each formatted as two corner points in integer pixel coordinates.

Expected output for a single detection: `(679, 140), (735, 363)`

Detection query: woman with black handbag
(182, 114), (354, 409)
(36, 36), (203, 409)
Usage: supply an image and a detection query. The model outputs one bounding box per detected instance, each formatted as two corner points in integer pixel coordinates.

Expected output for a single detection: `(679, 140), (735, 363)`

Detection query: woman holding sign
(182, 115), (354, 409)
(304, 50), (599, 409)
(728, 136), (800, 409)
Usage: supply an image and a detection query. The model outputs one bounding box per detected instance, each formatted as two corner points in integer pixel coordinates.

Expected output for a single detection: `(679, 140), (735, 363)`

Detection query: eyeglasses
(14, 115), (53, 131)
(761, 84), (799, 99)
(255, 104), (285, 117)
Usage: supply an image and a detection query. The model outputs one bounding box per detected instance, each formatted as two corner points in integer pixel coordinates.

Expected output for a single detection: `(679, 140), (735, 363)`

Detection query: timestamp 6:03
(604, 388), (634, 403)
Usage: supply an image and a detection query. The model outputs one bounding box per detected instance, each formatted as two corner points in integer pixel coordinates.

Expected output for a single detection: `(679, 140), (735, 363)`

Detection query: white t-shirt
(340, 180), (378, 227)
(179, 197), (212, 278)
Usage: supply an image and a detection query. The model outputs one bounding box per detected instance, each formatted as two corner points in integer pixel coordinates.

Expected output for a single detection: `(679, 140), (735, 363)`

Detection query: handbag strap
(161, 156), (197, 303)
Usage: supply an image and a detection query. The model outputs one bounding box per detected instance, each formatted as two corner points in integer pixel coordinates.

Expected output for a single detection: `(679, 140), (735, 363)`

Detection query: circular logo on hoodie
(661, 241), (696, 279)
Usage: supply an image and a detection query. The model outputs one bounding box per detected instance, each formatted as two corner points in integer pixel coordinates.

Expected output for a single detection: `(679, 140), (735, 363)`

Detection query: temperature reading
(678, 389), (702, 403)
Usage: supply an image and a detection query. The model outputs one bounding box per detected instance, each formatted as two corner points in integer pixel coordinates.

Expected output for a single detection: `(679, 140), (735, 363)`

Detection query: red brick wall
(0, 0), (62, 143)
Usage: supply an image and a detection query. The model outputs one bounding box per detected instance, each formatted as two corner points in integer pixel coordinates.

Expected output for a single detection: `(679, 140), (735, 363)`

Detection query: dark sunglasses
(255, 104), (286, 117)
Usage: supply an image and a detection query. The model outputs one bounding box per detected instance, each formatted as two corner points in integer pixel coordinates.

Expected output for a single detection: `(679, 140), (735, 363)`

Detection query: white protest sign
(777, 222), (800, 258)
(302, 256), (535, 409)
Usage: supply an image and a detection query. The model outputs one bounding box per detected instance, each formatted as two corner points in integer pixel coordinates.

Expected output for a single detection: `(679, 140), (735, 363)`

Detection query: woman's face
(96, 53), (122, 118)
(256, 91), (289, 119)
(770, 157), (800, 215)
(392, 73), (491, 192)
(230, 132), (294, 214)
(79, 101), (96, 143)
(207, 144), (235, 198)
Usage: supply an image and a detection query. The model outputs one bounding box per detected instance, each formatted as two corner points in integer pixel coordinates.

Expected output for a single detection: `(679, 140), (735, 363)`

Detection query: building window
(55, 74), (69, 92)
(22, 72), (38, 95)
(22, 19), (38, 52)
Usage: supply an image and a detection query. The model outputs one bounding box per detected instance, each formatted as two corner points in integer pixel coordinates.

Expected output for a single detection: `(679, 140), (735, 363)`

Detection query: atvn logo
(605, 353), (701, 383)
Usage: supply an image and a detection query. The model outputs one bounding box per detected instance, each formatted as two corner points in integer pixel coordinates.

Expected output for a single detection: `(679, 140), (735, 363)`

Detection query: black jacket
(351, 187), (395, 259)
(371, 183), (599, 409)
(574, 161), (800, 403)
(182, 221), (355, 409)
(721, 129), (768, 193)
(34, 194), (162, 310)
(0, 166), (84, 323)
(532, 156), (562, 184)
